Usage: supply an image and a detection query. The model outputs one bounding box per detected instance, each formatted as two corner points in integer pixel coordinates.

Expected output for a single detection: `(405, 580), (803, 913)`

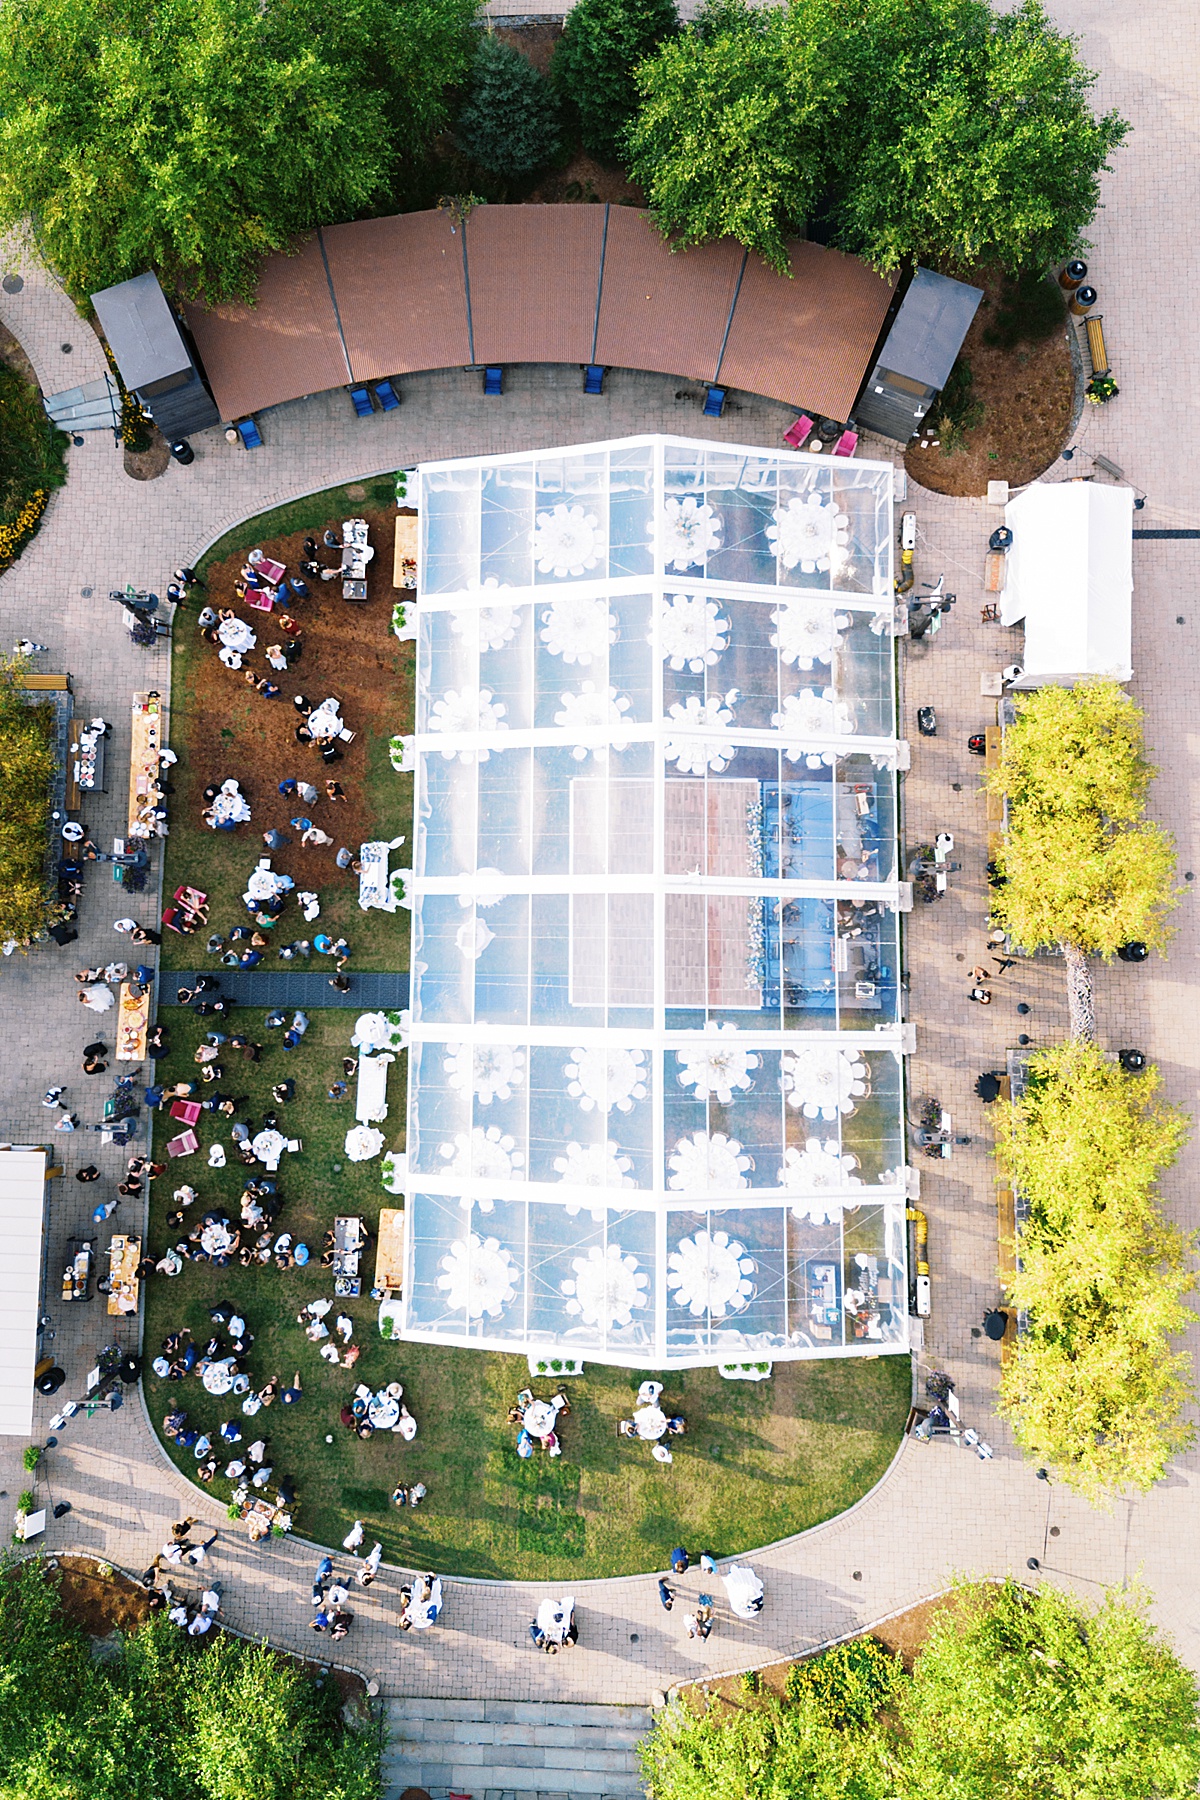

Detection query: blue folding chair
(583, 364), (605, 395)
(703, 386), (726, 418)
(374, 379), (400, 411)
(236, 417), (263, 449)
(348, 385), (374, 417)
(483, 366), (503, 396)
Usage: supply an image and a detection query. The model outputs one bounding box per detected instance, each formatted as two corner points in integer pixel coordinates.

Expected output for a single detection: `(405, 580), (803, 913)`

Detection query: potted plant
(1086, 374), (1119, 404)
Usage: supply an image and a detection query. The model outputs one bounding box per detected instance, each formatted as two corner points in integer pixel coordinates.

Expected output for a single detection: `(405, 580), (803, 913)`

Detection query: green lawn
(161, 474), (412, 972)
(145, 1005), (910, 1579)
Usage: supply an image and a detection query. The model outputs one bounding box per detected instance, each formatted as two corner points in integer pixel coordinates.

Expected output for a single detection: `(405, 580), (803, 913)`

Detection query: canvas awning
(0, 1148), (48, 1435)
(1001, 481), (1133, 685)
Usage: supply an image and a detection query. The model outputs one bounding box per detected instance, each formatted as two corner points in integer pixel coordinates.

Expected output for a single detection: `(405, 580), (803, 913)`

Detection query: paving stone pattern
(2, 0), (1200, 1729)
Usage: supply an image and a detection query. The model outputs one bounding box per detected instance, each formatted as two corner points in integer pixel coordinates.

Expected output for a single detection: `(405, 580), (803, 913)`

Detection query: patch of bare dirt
(124, 428), (171, 481)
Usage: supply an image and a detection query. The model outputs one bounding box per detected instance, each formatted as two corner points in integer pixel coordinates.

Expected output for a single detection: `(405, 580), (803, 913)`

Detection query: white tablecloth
(535, 1596), (574, 1643)
(252, 1129), (286, 1167)
(634, 1404), (668, 1442)
(307, 699), (343, 740)
(202, 1361), (236, 1396)
(522, 1400), (558, 1440)
(200, 1222), (234, 1256)
(218, 618), (257, 653)
(355, 1052), (393, 1123)
(367, 1394), (400, 1430)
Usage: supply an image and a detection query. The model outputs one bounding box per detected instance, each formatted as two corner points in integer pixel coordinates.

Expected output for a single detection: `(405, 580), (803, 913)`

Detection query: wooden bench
(1085, 313), (1110, 378)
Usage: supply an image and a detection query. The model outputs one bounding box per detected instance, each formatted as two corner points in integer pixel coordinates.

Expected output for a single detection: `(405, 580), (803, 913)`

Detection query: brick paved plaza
(2, 0), (1199, 1743)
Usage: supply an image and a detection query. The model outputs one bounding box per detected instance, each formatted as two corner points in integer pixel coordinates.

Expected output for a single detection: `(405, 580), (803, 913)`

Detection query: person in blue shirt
(278, 778), (298, 798)
(239, 949), (263, 968)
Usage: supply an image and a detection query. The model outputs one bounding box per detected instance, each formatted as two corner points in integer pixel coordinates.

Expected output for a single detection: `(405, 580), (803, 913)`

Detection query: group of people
(139, 1513), (223, 1636)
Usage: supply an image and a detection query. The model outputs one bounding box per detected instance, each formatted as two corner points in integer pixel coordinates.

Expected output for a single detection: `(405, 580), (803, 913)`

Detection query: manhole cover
(346, 484), (367, 501)
(2, 274), (24, 294)
(60, 342), (73, 353)
(81, 588), (93, 598)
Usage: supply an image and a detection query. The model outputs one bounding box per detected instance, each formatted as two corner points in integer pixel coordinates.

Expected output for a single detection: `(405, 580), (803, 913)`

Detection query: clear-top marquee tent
(401, 435), (910, 1368)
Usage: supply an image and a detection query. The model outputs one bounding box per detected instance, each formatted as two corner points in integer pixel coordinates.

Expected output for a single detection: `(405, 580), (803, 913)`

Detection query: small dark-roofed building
(853, 267), (983, 443)
(91, 272), (220, 439)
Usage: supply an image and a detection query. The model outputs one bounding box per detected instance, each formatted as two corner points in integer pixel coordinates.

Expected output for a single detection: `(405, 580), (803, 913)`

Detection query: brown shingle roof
(717, 240), (895, 419)
(183, 234), (348, 421)
(186, 207), (894, 425)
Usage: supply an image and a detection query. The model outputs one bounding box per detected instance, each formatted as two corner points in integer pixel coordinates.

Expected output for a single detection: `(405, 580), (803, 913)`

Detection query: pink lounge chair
(832, 430), (859, 457)
(167, 1130), (199, 1158)
(783, 413), (814, 449)
(170, 1100), (202, 1125)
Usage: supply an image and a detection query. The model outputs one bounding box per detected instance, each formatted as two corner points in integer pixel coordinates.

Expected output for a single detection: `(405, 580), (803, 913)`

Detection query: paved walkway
(3, 0), (1200, 1710)
(164, 971), (410, 1009)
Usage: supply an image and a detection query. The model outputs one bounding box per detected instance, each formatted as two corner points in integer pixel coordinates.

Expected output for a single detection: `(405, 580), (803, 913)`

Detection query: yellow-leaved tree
(995, 1041), (1195, 1499)
(986, 680), (1178, 1038)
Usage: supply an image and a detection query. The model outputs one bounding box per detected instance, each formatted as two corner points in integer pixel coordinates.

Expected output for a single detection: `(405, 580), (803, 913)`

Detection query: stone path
(2, 0), (1200, 1729)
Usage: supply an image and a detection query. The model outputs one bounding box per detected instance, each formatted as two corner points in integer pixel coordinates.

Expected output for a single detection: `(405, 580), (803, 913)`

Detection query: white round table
(202, 1361), (235, 1396)
(200, 1222), (234, 1256)
(634, 1404), (668, 1442)
(368, 1394), (400, 1430)
(307, 701), (342, 740)
(252, 1129), (286, 1166)
(535, 1596), (574, 1643)
(218, 617), (257, 653)
(522, 1400), (557, 1441)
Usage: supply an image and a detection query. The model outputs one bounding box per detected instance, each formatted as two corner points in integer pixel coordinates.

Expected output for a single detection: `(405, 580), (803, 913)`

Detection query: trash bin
(1058, 259), (1087, 291)
(169, 440), (195, 465)
(1068, 284), (1097, 317)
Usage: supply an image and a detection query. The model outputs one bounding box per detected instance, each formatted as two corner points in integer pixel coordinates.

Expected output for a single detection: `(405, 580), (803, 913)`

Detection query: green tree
(626, 0), (1126, 277)
(995, 1042), (1195, 1498)
(901, 1580), (1200, 1800)
(552, 0), (678, 162)
(0, 0), (479, 303)
(987, 680), (1177, 1039)
(455, 32), (562, 177)
(836, 0), (1127, 274)
(626, 0), (849, 273)
(638, 1685), (895, 1800)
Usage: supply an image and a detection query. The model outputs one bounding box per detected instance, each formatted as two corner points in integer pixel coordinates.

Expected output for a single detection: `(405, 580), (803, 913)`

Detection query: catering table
(333, 1214), (365, 1297)
(341, 517), (374, 600)
(107, 1233), (141, 1316)
(128, 694), (165, 839)
(115, 980), (149, 1061)
(393, 513), (417, 589)
(355, 1052), (393, 1122)
(358, 836), (406, 913)
(70, 722), (107, 796)
(62, 1238), (93, 1302)
(374, 1208), (405, 1297)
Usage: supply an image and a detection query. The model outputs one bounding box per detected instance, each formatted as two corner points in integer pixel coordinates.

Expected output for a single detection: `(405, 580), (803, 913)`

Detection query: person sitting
(395, 1405), (417, 1442)
(665, 1416), (686, 1435)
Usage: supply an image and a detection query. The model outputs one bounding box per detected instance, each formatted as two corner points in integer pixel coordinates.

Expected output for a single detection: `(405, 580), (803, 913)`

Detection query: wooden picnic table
(374, 1207), (405, 1296)
(115, 980), (150, 1061)
(107, 1233), (142, 1316)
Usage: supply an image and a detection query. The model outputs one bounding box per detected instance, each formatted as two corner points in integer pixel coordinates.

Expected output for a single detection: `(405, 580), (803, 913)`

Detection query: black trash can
(169, 440), (195, 465)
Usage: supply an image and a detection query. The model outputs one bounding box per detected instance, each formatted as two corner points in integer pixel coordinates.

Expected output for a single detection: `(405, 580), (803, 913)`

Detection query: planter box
(527, 1355), (584, 1379)
(719, 1361), (773, 1382)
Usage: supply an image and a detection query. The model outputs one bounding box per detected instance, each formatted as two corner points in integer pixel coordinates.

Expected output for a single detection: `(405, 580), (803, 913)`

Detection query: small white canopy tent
(1000, 481), (1133, 686)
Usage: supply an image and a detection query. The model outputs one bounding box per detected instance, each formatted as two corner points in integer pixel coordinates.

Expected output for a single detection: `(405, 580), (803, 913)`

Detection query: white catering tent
(1000, 481), (1133, 686)
(0, 1147), (48, 1435)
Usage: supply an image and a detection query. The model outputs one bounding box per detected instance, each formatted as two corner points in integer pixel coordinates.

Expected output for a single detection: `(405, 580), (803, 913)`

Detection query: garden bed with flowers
(0, 326), (68, 572)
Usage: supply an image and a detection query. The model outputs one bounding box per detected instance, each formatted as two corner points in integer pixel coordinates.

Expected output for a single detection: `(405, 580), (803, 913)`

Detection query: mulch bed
(685, 1591), (964, 1709)
(163, 487), (413, 968)
(905, 271), (1075, 496)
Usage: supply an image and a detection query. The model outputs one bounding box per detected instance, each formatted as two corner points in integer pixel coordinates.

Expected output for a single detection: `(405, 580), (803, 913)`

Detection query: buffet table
(115, 980), (150, 1060)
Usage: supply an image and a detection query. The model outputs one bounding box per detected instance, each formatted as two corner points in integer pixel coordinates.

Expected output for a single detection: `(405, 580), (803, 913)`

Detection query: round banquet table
(633, 1404), (668, 1442)
(218, 617), (257, 653)
(245, 868), (293, 903)
(252, 1128), (286, 1166)
(307, 701), (342, 740)
(202, 1361), (236, 1396)
(210, 786), (251, 828)
(200, 1221), (234, 1256)
(522, 1400), (558, 1441)
(367, 1393), (401, 1430)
